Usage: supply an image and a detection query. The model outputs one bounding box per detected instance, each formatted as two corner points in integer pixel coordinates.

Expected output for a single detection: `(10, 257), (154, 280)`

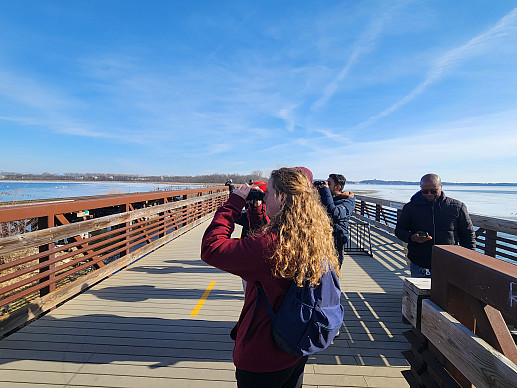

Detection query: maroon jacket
(201, 194), (302, 372)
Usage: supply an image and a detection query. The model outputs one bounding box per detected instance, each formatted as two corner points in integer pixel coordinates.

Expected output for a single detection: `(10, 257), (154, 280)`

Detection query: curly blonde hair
(263, 167), (340, 286)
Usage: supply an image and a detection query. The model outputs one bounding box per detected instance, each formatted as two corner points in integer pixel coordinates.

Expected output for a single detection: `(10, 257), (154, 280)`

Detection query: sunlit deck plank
(0, 219), (411, 387)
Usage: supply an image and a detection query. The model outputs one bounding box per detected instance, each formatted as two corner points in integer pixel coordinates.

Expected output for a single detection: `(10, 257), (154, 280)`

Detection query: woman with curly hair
(201, 167), (340, 388)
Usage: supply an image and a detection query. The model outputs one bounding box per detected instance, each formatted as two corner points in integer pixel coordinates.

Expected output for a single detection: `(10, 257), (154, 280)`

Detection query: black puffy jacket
(395, 191), (476, 269)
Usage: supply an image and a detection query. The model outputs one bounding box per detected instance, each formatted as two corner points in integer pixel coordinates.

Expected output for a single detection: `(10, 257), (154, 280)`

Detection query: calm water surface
(0, 181), (206, 202)
(349, 183), (517, 221)
(1, 181), (515, 220)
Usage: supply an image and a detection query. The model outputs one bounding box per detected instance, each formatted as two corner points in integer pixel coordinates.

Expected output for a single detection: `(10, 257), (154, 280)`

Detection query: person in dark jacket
(235, 181), (269, 239)
(395, 173), (476, 278)
(316, 173), (356, 268)
(201, 168), (340, 388)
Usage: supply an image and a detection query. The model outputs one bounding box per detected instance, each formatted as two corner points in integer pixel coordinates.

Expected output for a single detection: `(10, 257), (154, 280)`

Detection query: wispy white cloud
(306, 109), (517, 181)
(0, 71), (77, 112)
(356, 7), (517, 129)
(206, 143), (232, 155)
(277, 107), (296, 132)
(311, 18), (387, 111)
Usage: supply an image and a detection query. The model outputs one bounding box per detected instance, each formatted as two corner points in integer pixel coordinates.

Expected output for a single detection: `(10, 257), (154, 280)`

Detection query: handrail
(0, 186), (224, 222)
(354, 194), (517, 262)
(0, 186), (229, 336)
(403, 246), (517, 387)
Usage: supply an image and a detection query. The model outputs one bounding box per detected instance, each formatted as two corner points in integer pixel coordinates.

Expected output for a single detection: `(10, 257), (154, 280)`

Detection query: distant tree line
(2, 172), (512, 185)
(0, 170), (268, 185)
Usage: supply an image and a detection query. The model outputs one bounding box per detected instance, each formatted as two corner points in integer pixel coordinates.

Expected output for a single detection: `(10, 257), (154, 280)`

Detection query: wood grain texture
(421, 299), (517, 388)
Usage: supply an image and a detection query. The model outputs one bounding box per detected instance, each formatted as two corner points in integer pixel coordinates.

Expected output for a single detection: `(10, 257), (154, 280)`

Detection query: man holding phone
(395, 173), (476, 278)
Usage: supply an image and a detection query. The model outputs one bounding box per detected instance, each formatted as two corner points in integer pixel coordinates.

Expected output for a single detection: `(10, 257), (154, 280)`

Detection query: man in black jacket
(395, 173), (476, 278)
(316, 174), (356, 268)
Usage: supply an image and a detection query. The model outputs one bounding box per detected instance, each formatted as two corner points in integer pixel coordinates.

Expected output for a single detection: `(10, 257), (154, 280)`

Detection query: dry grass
(1, 218), (41, 314)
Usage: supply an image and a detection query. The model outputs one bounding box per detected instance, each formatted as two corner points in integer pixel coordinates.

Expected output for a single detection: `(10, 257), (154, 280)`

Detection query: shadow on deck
(0, 220), (411, 387)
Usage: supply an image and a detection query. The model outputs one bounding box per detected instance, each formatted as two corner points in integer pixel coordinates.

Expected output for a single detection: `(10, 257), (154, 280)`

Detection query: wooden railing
(0, 186), (229, 336)
(354, 194), (517, 262)
(403, 246), (517, 387)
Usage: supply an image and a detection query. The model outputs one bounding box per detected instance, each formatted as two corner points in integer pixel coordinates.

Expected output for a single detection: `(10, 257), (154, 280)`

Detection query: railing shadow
(127, 263), (224, 275)
(315, 291), (410, 367)
(0, 314), (235, 368)
(320, 227), (411, 367)
(0, 303), (408, 369)
(89, 285), (244, 302)
(345, 229), (409, 293)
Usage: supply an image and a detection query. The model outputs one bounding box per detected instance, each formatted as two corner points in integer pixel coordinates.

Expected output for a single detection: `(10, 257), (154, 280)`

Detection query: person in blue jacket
(316, 174), (356, 268)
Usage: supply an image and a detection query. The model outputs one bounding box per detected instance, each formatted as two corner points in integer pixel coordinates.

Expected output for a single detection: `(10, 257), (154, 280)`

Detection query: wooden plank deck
(0, 220), (411, 387)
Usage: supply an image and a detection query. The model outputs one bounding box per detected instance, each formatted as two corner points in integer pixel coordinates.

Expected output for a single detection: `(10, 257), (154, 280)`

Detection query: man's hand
(411, 232), (433, 243)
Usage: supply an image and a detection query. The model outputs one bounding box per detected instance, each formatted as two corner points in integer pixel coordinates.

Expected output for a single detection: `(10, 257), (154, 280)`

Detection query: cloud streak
(311, 21), (386, 111)
(356, 7), (517, 129)
(306, 109), (517, 181)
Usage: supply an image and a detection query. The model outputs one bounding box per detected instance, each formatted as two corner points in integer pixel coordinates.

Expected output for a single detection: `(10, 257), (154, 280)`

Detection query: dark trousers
(235, 356), (308, 388)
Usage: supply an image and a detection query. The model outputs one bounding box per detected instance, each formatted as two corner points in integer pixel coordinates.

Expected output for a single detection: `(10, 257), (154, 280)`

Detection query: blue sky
(1, 1), (516, 182)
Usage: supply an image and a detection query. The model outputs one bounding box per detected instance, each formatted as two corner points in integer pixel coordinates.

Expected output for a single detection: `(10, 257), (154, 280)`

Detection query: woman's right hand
(233, 184), (251, 200)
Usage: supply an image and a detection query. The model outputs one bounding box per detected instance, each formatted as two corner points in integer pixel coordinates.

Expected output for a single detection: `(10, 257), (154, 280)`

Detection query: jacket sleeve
(318, 187), (354, 224)
(201, 194), (273, 281)
(395, 204), (413, 243)
(457, 203), (476, 250)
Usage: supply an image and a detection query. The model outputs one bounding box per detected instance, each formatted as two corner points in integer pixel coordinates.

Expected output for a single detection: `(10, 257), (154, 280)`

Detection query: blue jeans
(410, 262), (431, 278)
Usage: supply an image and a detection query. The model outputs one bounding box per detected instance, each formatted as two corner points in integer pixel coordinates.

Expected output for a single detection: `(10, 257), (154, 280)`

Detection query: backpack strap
(256, 285), (276, 321)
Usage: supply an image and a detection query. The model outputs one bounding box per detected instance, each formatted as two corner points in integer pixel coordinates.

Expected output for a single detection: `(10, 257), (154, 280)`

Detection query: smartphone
(417, 231), (429, 237)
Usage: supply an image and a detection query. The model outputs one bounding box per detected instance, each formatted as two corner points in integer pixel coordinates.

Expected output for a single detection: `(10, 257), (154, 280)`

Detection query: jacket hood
(335, 191), (355, 200)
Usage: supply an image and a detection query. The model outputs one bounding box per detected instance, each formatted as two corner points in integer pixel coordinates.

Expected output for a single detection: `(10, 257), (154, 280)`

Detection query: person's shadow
(0, 313), (236, 369)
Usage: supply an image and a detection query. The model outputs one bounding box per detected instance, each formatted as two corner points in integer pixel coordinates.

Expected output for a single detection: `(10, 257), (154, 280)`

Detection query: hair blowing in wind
(264, 168), (340, 287)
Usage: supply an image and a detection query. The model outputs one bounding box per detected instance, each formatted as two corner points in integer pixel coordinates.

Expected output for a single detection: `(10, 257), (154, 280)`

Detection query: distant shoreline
(349, 180), (517, 186)
(1, 178), (516, 186)
(0, 179), (216, 186)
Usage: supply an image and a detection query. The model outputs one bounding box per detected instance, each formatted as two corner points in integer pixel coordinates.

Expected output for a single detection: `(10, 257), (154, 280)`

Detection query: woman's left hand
(233, 184), (251, 200)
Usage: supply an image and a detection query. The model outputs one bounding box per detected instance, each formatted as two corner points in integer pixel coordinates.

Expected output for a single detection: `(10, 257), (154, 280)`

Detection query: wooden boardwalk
(0, 220), (411, 387)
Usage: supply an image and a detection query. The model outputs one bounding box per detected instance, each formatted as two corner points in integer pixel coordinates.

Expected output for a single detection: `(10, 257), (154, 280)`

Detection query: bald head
(420, 174), (442, 202)
(420, 174), (442, 186)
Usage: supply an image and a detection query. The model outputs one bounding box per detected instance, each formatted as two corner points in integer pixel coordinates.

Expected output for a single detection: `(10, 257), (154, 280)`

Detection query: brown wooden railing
(403, 246), (517, 387)
(0, 186), (229, 336)
(354, 194), (517, 262)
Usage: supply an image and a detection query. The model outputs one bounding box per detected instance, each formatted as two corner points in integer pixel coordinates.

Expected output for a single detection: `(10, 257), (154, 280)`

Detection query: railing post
(38, 215), (55, 297)
(484, 229), (497, 257)
(123, 203), (130, 257)
(158, 196), (167, 238)
(375, 204), (381, 223)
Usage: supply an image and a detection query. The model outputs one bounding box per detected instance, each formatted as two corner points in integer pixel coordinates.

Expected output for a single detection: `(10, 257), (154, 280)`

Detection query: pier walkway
(0, 220), (411, 387)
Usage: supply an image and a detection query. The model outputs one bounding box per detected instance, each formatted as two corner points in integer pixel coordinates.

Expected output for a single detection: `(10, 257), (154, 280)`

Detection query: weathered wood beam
(421, 299), (517, 388)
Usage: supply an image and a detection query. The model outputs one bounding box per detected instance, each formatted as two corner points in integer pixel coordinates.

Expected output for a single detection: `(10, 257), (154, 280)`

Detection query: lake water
(1, 180), (515, 220)
(0, 181), (207, 202)
(349, 183), (517, 221)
